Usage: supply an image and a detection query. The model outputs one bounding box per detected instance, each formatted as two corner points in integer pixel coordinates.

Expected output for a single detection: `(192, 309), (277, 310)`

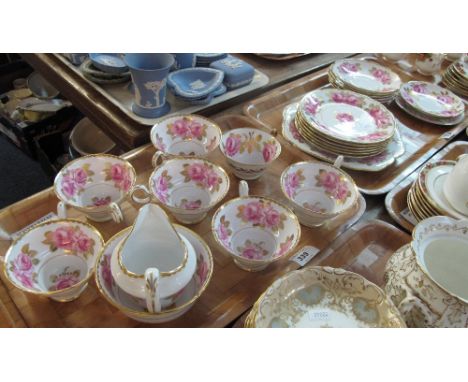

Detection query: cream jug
(110, 204), (197, 313)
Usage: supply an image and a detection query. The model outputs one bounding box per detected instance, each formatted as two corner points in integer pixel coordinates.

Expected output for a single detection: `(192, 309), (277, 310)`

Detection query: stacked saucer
(80, 58), (130, 85)
(295, 89), (396, 158)
(329, 59), (401, 103)
(407, 160), (467, 223)
(195, 53), (227, 67)
(442, 56), (468, 98)
(396, 81), (465, 126)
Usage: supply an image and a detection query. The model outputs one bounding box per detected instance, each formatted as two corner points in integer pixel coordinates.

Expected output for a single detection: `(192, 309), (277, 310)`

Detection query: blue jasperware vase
(124, 53), (174, 118)
(172, 53), (196, 70)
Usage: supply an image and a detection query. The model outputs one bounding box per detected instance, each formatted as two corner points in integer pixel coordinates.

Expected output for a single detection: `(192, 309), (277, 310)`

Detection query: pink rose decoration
(243, 201), (265, 225)
(218, 224), (230, 245)
(225, 135), (241, 157)
(189, 121), (204, 139)
(264, 205), (281, 228)
(62, 177), (77, 198)
(71, 168), (87, 187)
(332, 92), (360, 106)
(55, 274), (80, 290)
(339, 62), (359, 73)
(411, 83), (427, 94)
(320, 171), (341, 191)
(74, 231), (92, 253)
(181, 200), (202, 210)
(205, 169), (220, 188)
(170, 118), (190, 138)
(262, 143), (277, 162)
(14, 252), (33, 272)
(93, 197), (111, 207)
(371, 68), (391, 84)
(14, 271), (34, 288)
(369, 107), (390, 128)
(101, 255), (113, 289)
(289, 120), (304, 142)
(187, 163), (208, 182)
(52, 227), (75, 251)
(336, 113), (354, 123)
(436, 95), (454, 105)
(196, 258), (208, 284)
(304, 97), (321, 115)
(154, 175), (170, 203)
(285, 172), (301, 198)
(334, 183), (349, 201)
(241, 246), (263, 260)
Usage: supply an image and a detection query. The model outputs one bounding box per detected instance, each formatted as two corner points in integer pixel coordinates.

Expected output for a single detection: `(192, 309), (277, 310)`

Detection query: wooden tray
(0, 115), (366, 328)
(243, 54), (468, 195)
(385, 140), (468, 232)
(233, 219), (411, 327)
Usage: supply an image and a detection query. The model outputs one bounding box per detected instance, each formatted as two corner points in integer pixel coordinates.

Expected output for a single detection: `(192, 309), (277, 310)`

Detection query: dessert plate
(282, 103), (404, 172)
(330, 59), (401, 94)
(400, 81), (464, 118)
(299, 89), (395, 144)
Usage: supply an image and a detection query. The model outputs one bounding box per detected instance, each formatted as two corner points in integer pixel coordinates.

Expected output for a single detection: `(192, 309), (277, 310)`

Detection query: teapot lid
(118, 204), (187, 277)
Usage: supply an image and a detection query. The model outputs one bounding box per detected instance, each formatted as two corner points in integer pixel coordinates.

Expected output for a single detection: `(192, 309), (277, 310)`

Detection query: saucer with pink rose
(280, 159), (359, 227)
(150, 114), (222, 166)
(220, 127), (281, 180)
(212, 181), (301, 272)
(54, 154), (137, 223)
(131, 155), (230, 224)
(2, 219), (104, 302)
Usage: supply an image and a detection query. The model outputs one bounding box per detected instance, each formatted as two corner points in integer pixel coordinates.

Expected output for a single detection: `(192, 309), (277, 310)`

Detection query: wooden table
(20, 53), (352, 150)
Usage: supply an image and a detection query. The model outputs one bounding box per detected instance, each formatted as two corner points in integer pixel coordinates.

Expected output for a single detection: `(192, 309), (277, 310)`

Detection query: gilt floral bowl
(150, 114), (221, 158)
(54, 154), (136, 223)
(212, 183), (300, 271)
(280, 161), (358, 227)
(95, 225), (213, 324)
(220, 127), (281, 180)
(3, 219), (104, 302)
(131, 157), (230, 224)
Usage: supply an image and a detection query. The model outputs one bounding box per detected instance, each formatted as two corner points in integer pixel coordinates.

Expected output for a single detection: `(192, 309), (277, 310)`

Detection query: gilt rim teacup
(3, 219), (104, 302)
(220, 127), (281, 180)
(54, 154), (136, 223)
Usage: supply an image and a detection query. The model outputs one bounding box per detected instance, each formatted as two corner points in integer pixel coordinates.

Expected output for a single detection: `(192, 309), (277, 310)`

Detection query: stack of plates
(80, 59), (130, 84)
(396, 81), (465, 125)
(408, 160), (467, 223)
(329, 59), (401, 103)
(195, 53), (227, 66)
(295, 89), (396, 157)
(442, 56), (468, 98)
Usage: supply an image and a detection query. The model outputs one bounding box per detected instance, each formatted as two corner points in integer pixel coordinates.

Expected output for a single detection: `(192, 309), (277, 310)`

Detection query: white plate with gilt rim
(331, 59), (401, 94)
(399, 81), (465, 119)
(298, 89), (396, 144)
(282, 102), (404, 172)
(246, 266), (405, 328)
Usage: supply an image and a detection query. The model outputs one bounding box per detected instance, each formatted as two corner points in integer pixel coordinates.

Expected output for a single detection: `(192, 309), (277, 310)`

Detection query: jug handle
(239, 180), (249, 197)
(131, 185), (152, 204)
(398, 295), (435, 328)
(333, 155), (344, 169)
(57, 201), (67, 219)
(110, 203), (124, 223)
(456, 153), (468, 163)
(145, 268), (161, 313)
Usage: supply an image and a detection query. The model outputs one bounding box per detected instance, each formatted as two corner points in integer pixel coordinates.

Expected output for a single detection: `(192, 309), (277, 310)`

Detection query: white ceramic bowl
(54, 154), (136, 223)
(280, 161), (358, 227)
(220, 127), (281, 180)
(212, 181), (301, 271)
(150, 114), (221, 162)
(131, 157), (230, 224)
(95, 225), (213, 324)
(3, 219), (104, 302)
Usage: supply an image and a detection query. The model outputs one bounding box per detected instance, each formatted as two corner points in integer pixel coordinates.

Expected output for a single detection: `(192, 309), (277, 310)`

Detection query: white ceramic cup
(414, 53), (444, 75)
(443, 154), (468, 215)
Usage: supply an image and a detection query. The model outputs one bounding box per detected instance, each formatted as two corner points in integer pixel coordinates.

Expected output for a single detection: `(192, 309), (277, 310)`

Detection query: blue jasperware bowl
(89, 53), (128, 74)
(167, 68), (224, 99)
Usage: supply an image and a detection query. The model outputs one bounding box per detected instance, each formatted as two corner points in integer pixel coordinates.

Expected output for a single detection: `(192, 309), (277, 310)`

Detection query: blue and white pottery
(89, 53), (128, 74)
(172, 54), (196, 70)
(124, 53), (174, 118)
(196, 53), (227, 67)
(210, 55), (255, 90)
(167, 68), (224, 99)
(175, 92), (214, 105)
(212, 84), (227, 97)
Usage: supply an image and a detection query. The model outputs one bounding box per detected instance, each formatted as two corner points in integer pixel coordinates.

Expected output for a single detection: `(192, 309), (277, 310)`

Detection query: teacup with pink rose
(131, 156), (230, 224)
(54, 154), (136, 223)
(220, 127), (281, 180)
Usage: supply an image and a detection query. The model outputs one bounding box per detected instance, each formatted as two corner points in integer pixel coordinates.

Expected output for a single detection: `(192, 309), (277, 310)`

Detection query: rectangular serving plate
(243, 54), (468, 195)
(0, 114), (366, 328)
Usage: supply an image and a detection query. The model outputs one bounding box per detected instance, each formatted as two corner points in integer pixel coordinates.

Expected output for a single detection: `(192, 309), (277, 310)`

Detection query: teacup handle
(131, 185), (152, 204)
(398, 295), (435, 327)
(152, 152), (166, 168)
(333, 155), (344, 169)
(57, 201), (67, 219)
(144, 268), (161, 313)
(239, 180), (249, 197)
(109, 202), (123, 223)
(456, 153), (468, 162)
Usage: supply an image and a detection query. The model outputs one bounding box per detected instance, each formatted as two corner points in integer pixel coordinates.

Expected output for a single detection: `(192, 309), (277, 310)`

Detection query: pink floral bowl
(3, 219), (104, 302)
(54, 154), (137, 223)
(280, 161), (359, 227)
(220, 128), (281, 180)
(95, 224), (213, 324)
(131, 157), (230, 224)
(150, 114), (221, 162)
(212, 181), (301, 272)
